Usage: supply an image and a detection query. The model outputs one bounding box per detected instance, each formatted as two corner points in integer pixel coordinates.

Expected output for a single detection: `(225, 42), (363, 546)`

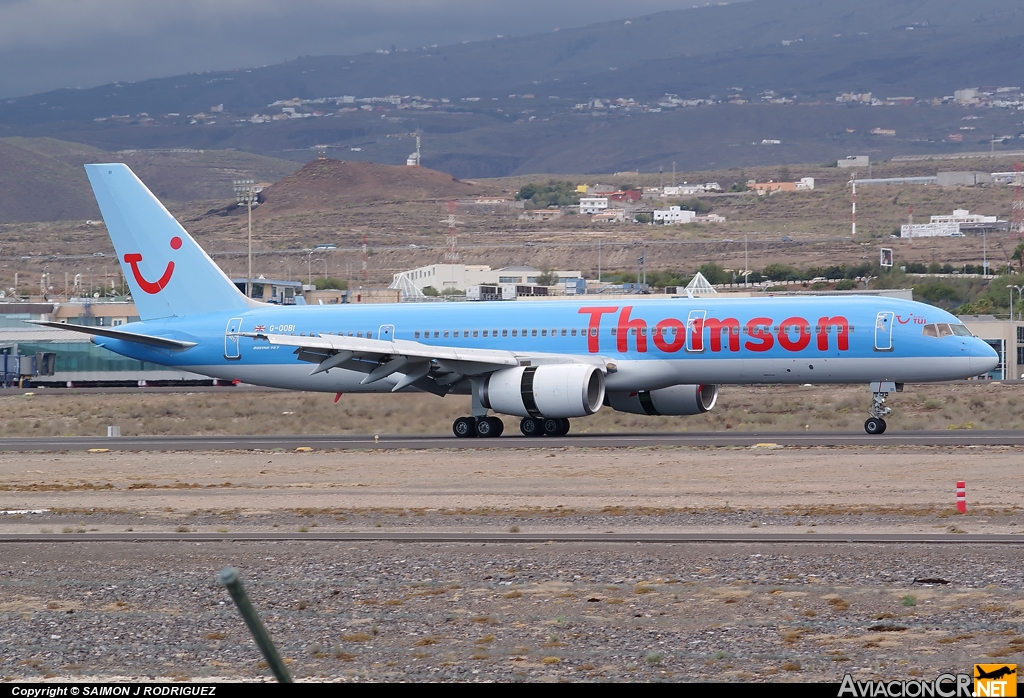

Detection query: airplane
(38, 163), (1000, 437)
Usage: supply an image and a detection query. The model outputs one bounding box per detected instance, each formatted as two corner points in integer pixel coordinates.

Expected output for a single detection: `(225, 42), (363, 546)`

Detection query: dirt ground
(1, 446), (1023, 531)
(1, 443), (1022, 683)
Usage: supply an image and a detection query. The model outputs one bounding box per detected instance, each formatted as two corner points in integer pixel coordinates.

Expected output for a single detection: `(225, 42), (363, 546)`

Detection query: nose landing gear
(864, 381), (901, 435)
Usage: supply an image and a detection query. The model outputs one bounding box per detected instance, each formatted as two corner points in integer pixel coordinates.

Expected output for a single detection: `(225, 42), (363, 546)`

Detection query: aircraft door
(378, 324), (395, 342)
(685, 310), (706, 353)
(874, 311), (894, 352)
(224, 317), (243, 360)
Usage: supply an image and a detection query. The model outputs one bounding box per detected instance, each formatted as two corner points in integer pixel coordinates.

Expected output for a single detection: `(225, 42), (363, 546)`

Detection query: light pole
(233, 180), (262, 298)
(303, 249), (314, 286)
(1009, 284), (1024, 321)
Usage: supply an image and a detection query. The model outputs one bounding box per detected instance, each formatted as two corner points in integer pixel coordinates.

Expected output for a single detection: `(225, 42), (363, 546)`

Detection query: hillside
(0, 138), (301, 223)
(0, 140), (100, 223)
(257, 158), (489, 213)
(0, 0), (1023, 178)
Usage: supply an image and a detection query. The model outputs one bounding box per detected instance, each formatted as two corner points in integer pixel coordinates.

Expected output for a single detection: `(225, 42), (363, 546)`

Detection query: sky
(0, 0), (701, 99)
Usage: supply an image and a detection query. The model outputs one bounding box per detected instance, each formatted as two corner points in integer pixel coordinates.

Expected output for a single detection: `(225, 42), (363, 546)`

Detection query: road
(0, 532), (1020, 544)
(3, 430), (1024, 452)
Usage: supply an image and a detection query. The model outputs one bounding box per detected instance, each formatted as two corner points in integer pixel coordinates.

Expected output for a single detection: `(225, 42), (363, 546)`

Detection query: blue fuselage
(94, 295), (998, 394)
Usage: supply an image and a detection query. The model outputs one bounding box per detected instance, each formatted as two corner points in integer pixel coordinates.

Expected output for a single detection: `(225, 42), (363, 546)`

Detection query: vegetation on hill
(516, 181), (579, 208)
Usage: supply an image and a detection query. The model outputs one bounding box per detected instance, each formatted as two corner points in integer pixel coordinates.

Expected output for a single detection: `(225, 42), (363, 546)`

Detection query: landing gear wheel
(864, 417), (887, 435)
(553, 418), (570, 436)
(474, 417), (494, 438)
(453, 416), (477, 438)
(475, 416), (504, 438)
(520, 417), (540, 437)
(487, 416), (504, 438)
(541, 418), (564, 436)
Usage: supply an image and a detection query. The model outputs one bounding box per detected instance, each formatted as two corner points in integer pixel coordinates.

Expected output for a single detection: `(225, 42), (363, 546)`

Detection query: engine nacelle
(605, 384), (718, 416)
(480, 364), (605, 418)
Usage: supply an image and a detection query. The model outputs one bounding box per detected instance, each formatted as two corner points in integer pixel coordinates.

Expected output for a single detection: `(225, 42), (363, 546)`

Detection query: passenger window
(357, 331), (363, 338)
(561, 329), (567, 336)
(434, 331), (440, 338)
(482, 330), (488, 337)
(640, 327), (646, 336)
(463, 330), (469, 337)
(732, 326), (740, 335)
(590, 328), (597, 336)
(630, 328), (637, 336)
(473, 330), (479, 337)
(571, 328), (577, 336)
(512, 329), (517, 337)
(611, 328), (617, 336)
(443, 330), (450, 338)
(502, 329), (508, 337)
(414, 331), (420, 338)
(542, 329), (548, 336)
(531, 329), (537, 337)
(492, 329), (498, 336)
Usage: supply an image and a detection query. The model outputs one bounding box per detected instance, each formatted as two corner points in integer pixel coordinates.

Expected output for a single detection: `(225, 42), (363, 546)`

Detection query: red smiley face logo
(124, 236), (181, 294)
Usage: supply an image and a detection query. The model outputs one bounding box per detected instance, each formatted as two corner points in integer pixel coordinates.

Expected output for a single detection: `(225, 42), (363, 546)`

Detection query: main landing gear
(452, 416), (505, 438)
(519, 417), (570, 437)
(863, 381), (901, 435)
(451, 416), (571, 438)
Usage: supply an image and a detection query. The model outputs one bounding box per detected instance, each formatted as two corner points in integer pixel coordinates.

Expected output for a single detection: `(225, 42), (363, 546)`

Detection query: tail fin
(85, 163), (253, 320)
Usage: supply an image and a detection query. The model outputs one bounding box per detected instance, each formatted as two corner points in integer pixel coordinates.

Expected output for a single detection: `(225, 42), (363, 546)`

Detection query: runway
(3, 429), (1024, 452)
(0, 532), (1021, 543)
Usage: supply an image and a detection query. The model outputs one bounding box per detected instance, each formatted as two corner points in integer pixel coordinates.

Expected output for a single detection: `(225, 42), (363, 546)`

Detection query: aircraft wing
(242, 332), (522, 392)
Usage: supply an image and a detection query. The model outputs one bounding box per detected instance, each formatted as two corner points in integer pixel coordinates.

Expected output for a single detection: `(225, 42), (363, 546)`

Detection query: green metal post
(218, 567), (293, 683)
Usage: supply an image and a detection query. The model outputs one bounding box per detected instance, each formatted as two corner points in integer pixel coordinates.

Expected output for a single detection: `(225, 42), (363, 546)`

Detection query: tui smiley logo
(124, 236), (181, 294)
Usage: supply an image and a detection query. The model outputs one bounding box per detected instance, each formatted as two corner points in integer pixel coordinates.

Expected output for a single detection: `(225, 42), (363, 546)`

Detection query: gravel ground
(0, 541), (1021, 682)
(1, 444), (1022, 682)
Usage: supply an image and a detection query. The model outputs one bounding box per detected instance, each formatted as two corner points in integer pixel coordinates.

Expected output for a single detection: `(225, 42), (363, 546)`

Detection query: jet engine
(605, 384), (718, 416)
(479, 364), (605, 419)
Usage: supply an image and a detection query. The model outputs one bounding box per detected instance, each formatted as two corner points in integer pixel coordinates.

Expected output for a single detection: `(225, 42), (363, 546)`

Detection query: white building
(393, 264), (582, 292)
(579, 197), (609, 214)
(795, 177), (815, 190)
(931, 209), (998, 224)
(653, 206), (696, 224)
(838, 155), (870, 168)
(900, 222), (961, 238)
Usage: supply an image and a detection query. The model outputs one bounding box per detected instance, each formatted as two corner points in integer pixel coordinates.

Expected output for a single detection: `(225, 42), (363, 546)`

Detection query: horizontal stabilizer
(29, 321), (197, 351)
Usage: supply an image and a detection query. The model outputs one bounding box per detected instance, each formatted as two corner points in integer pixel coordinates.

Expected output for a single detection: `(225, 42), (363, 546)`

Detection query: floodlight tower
(1012, 162), (1024, 236)
(850, 173), (857, 239)
(233, 179), (261, 298)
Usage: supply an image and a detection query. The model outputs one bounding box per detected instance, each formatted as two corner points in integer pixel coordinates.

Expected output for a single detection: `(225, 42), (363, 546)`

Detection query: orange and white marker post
(956, 481), (967, 514)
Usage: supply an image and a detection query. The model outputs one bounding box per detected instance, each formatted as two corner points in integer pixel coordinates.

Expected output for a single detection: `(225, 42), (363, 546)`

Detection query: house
(579, 197), (609, 215)
(592, 208), (626, 223)
(607, 190), (642, 203)
(652, 206), (696, 224)
(750, 177), (814, 195)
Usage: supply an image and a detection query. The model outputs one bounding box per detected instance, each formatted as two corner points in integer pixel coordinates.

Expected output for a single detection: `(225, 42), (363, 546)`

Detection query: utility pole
(850, 174), (857, 240)
(744, 234), (749, 287)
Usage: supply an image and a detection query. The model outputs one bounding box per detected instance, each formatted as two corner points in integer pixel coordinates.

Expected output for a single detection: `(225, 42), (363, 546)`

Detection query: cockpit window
(923, 323), (973, 338)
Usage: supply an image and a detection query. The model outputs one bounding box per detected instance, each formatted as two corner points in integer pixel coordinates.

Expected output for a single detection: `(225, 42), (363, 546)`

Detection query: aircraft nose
(969, 339), (999, 376)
